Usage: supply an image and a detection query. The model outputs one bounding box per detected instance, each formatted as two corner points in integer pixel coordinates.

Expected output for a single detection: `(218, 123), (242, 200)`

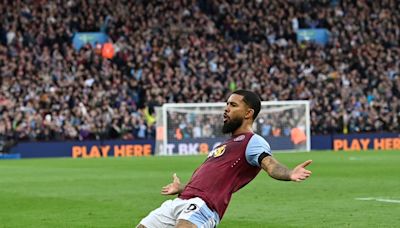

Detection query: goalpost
(155, 101), (310, 155)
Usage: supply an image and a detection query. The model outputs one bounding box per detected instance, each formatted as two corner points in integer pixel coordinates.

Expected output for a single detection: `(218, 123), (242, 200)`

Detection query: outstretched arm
(260, 156), (312, 182)
(161, 173), (185, 195)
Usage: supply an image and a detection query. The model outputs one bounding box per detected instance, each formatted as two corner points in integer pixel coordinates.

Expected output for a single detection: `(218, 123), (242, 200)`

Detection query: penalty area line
(355, 197), (400, 204)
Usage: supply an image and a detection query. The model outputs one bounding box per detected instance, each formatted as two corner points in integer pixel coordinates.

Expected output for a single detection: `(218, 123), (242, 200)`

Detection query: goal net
(155, 101), (310, 155)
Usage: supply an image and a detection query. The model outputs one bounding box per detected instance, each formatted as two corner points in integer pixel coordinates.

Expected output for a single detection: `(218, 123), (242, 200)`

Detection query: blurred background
(0, 0), (399, 156)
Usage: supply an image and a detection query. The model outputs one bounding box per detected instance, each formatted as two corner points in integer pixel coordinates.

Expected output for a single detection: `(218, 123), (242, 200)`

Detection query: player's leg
(175, 219), (197, 228)
(176, 197), (219, 228)
(137, 199), (176, 228)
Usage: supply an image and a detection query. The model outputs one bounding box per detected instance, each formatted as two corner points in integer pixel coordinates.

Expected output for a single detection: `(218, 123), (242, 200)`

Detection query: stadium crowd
(0, 0), (399, 143)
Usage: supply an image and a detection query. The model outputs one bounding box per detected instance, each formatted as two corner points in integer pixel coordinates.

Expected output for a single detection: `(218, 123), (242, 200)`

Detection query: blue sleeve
(245, 134), (272, 167)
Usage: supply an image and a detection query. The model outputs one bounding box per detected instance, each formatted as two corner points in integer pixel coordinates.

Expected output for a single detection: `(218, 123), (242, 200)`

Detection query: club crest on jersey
(208, 145), (226, 158)
(234, 135), (245, 142)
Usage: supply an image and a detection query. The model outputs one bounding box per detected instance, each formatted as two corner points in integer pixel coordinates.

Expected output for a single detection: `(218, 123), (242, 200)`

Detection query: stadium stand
(0, 0), (399, 143)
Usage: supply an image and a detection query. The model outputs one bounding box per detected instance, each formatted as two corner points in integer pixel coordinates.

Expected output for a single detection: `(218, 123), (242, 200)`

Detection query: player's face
(222, 94), (247, 134)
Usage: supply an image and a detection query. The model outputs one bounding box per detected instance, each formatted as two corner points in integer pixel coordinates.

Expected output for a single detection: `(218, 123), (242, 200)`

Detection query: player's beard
(222, 116), (243, 134)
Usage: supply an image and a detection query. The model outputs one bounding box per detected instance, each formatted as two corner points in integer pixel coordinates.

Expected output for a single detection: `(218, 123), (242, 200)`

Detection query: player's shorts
(138, 197), (220, 228)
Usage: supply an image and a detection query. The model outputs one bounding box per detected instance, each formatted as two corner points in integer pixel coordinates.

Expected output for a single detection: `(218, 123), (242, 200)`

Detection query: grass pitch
(1, 150), (400, 227)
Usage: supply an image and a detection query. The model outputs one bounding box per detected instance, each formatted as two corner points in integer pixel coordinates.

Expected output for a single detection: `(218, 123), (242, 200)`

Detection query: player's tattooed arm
(261, 156), (292, 181)
(260, 157), (312, 182)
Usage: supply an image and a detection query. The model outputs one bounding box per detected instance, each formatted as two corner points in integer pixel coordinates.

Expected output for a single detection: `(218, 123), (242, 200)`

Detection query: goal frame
(161, 100), (311, 154)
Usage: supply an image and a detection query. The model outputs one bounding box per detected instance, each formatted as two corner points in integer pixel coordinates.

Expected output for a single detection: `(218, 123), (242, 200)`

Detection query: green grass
(1, 150), (400, 227)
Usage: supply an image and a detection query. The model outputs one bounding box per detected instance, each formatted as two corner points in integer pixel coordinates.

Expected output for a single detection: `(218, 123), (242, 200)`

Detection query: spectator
(0, 0), (398, 144)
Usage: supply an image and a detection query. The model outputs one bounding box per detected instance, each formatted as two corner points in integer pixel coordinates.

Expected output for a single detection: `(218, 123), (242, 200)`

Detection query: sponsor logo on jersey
(208, 145), (226, 158)
(233, 135), (245, 142)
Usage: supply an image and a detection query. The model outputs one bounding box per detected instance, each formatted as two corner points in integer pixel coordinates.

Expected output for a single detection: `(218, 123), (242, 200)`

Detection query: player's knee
(136, 224), (147, 228)
(175, 219), (197, 228)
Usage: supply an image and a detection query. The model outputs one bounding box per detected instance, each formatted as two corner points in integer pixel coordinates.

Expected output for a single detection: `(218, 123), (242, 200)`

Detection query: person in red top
(137, 90), (312, 228)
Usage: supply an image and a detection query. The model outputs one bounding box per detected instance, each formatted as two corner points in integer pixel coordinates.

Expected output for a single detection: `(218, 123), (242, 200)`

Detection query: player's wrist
(288, 170), (295, 181)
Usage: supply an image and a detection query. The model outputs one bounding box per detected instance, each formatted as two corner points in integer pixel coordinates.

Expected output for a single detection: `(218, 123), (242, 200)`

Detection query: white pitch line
(355, 197), (374, 201)
(376, 199), (400, 203)
(355, 197), (400, 204)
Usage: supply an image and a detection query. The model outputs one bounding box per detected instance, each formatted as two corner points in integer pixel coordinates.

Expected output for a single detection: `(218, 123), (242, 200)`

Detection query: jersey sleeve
(245, 134), (272, 167)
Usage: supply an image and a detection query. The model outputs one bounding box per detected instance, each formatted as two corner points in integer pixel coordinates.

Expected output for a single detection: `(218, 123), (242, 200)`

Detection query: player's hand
(161, 173), (181, 195)
(290, 160), (312, 182)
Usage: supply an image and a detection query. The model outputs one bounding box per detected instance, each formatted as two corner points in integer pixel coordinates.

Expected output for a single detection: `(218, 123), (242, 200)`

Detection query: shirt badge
(208, 145), (226, 158)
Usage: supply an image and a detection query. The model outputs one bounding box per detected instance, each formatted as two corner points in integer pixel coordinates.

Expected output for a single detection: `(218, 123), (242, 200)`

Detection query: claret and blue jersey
(179, 132), (272, 219)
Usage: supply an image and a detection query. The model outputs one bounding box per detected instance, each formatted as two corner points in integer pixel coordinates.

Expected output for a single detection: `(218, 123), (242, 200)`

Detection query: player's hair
(232, 90), (261, 120)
